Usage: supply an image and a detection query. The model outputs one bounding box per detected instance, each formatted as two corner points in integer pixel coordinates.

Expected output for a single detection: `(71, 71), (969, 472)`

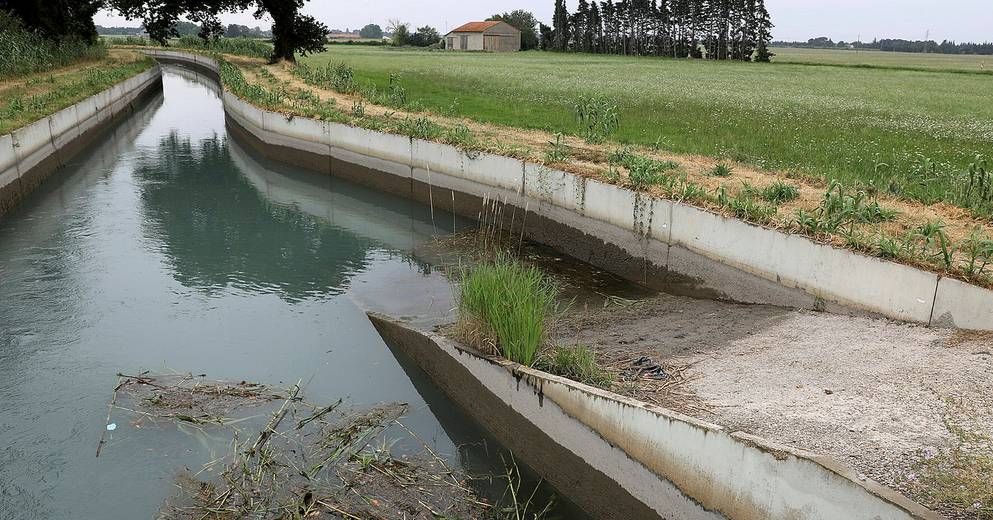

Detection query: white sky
(94, 0), (993, 43)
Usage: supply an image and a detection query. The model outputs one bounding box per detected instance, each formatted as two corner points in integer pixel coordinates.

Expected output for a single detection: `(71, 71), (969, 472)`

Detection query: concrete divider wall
(370, 314), (942, 520)
(0, 65), (163, 217)
(148, 50), (993, 331)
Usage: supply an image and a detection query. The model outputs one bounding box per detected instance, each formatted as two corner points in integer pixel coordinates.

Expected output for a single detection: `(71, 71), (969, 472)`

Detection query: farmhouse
(445, 21), (521, 52)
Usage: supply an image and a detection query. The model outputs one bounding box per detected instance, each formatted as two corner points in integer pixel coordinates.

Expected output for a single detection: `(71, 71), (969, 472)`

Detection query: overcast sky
(94, 0), (993, 43)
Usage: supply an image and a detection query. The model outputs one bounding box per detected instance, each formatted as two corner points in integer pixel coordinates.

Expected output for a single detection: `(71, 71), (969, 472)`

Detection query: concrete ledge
(369, 314), (944, 520)
(146, 49), (993, 331)
(931, 276), (993, 329)
(0, 65), (163, 218)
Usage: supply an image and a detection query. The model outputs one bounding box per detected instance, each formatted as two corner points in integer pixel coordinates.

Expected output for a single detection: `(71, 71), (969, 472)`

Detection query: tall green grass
(457, 255), (558, 366)
(173, 36), (273, 59)
(0, 11), (106, 79)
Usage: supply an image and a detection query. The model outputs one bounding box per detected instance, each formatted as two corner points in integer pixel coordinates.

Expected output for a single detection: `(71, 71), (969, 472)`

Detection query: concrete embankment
(143, 49), (993, 331)
(369, 314), (944, 520)
(0, 66), (163, 217)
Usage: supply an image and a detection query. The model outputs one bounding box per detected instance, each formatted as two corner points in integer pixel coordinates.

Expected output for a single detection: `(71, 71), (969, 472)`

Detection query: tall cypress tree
(552, 0), (571, 51)
(753, 0), (774, 61)
(589, 1), (603, 52)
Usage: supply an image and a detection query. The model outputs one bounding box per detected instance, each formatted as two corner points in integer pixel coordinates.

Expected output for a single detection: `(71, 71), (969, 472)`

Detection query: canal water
(0, 66), (579, 518)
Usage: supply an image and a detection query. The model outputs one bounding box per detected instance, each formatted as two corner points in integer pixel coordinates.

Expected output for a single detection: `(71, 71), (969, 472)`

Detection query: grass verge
(0, 51), (153, 134)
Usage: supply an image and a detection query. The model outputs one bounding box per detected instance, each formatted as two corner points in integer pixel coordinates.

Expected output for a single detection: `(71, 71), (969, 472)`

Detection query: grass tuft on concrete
(536, 345), (614, 389)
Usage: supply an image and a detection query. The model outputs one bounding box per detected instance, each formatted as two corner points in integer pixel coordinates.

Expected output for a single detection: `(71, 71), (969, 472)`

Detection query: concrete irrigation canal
(0, 53), (986, 519)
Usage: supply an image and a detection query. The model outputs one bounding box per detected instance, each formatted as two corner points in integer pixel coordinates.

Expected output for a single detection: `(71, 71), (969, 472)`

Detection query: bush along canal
(0, 65), (592, 519)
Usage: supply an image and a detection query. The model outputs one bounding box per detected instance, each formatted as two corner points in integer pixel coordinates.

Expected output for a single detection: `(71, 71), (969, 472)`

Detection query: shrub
(574, 95), (619, 144)
(457, 255), (558, 366)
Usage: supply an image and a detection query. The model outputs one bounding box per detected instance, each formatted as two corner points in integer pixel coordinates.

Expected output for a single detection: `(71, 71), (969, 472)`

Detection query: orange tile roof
(450, 21), (502, 33)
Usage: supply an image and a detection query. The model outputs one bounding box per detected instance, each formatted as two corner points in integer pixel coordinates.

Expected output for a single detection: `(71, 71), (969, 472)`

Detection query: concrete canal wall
(370, 314), (943, 520)
(0, 66), (163, 217)
(143, 49), (993, 332)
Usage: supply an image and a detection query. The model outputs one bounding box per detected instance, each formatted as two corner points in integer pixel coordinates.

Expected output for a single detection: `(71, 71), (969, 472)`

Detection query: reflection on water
(0, 65), (568, 519)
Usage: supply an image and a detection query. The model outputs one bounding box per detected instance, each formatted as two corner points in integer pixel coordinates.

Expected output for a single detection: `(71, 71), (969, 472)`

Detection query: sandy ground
(553, 295), (993, 514)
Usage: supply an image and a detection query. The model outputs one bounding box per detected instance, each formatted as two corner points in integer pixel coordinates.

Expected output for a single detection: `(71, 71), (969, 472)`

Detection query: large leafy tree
(0, 0), (102, 42)
(487, 10), (539, 51)
(108, 0), (328, 62)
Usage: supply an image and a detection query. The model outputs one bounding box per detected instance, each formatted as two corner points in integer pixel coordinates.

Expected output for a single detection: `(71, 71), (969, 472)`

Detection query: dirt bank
(554, 297), (993, 518)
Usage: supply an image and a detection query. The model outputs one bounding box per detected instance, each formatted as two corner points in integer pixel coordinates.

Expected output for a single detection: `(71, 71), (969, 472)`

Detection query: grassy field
(299, 46), (993, 212)
(773, 47), (993, 73)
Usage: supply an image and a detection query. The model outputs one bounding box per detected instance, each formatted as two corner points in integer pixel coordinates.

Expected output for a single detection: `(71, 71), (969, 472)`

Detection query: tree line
(1, 0), (327, 62)
(542, 0), (774, 61)
(774, 37), (993, 56)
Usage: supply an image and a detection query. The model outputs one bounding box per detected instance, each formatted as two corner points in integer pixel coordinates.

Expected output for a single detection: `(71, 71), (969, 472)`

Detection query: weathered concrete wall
(147, 50), (993, 331)
(0, 65), (162, 217)
(370, 314), (943, 520)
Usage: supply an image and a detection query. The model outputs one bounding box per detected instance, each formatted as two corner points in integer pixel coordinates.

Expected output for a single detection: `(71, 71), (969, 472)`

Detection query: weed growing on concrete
(536, 345), (614, 389)
(457, 255), (558, 367)
(574, 95), (619, 144)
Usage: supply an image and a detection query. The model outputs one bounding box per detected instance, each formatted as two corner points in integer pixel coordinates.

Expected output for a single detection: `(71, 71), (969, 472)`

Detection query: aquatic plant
(457, 255), (558, 366)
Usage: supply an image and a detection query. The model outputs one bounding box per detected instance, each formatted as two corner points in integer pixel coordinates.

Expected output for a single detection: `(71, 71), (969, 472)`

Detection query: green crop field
(773, 47), (993, 73)
(300, 46), (993, 211)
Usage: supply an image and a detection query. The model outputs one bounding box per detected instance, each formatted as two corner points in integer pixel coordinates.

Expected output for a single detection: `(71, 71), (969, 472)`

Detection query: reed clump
(457, 255), (558, 367)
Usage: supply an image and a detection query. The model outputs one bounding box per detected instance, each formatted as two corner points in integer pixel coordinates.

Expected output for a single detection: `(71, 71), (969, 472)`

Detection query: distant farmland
(773, 47), (993, 73)
(300, 46), (993, 208)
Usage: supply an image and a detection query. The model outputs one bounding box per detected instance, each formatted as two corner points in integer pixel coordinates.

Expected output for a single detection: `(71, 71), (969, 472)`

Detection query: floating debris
(98, 372), (547, 519)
